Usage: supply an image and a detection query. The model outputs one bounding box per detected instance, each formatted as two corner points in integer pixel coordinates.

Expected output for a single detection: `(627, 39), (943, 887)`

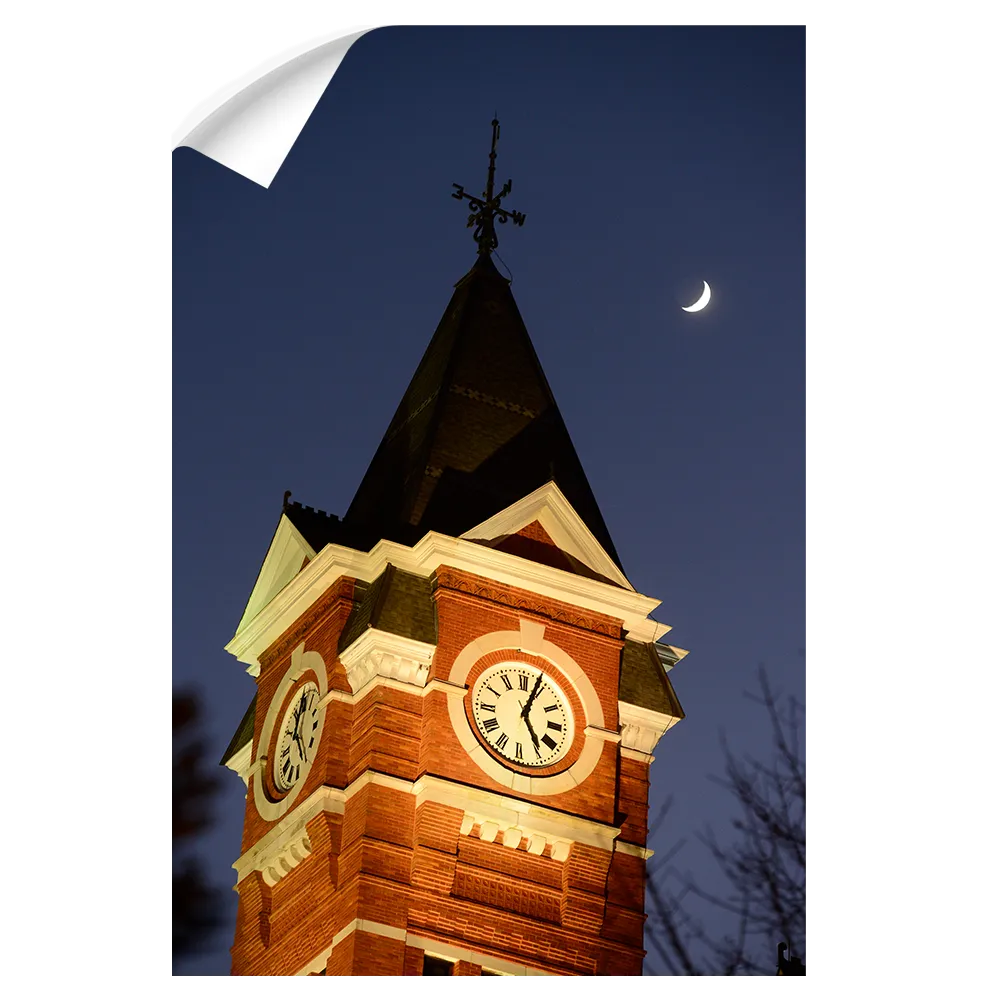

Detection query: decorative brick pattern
(435, 566), (623, 638)
(453, 865), (562, 924)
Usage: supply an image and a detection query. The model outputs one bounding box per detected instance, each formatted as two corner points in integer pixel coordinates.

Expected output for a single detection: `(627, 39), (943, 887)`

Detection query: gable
(495, 520), (576, 571)
(494, 520), (620, 586)
(236, 513), (317, 635)
(460, 482), (633, 591)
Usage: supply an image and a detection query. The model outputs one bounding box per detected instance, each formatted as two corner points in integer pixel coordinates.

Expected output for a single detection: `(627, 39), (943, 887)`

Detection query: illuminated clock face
(273, 682), (321, 792)
(471, 662), (573, 767)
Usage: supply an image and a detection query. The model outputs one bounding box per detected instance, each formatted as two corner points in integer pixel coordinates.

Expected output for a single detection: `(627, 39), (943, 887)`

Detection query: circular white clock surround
(471, 661), (575, 768)
(446, 620), (612, 796)
(253, 642), (328, 821)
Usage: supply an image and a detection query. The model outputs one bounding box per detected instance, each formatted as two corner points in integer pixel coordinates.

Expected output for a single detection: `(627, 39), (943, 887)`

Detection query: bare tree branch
(646, 667), (805, 974)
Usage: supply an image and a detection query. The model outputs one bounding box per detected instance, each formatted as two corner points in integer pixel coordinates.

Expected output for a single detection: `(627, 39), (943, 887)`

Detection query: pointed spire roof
(343, 254), (623, 570)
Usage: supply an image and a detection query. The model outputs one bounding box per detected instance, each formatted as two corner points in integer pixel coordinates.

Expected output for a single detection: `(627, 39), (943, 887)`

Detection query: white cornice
(618, 700), (682, 755)
(337, 628), (437, 693)
(226, 529), (671, 671)
(222, 741), (253, 787)
(614, 840), (655, 860)
(459, 481), (633, 591)
(319, 675), (465, 707)
(233, 770), (630, 887)
(654, 642), (691, 671)
(626, 617), (673, 644)
(233, 784), (346, 887)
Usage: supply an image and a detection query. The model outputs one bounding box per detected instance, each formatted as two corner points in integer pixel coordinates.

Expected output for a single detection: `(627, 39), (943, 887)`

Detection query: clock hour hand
(294, 713), (310, 761)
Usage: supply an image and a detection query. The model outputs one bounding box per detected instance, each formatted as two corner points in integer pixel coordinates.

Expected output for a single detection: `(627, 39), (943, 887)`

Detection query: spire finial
(451, 117), (526, 256)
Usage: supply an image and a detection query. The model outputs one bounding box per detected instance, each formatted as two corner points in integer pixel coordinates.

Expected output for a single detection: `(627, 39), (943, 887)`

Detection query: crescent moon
(682, 280), (712, 313)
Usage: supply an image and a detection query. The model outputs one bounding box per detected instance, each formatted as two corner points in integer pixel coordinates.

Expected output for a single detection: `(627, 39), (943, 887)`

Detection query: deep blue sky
(173, 25), (804, 975)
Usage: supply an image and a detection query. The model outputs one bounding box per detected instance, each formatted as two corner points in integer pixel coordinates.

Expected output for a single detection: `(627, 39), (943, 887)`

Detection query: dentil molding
(233, 770), (631, 888)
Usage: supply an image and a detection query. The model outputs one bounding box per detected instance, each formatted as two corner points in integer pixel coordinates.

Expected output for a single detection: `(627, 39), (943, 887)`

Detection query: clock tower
(221, 122), (687, 976)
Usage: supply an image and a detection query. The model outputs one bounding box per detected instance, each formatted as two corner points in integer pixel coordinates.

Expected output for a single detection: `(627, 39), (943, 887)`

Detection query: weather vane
(451, 118), (526, 256)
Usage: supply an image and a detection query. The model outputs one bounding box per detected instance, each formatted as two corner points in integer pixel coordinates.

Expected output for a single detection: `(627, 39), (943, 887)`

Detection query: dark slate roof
(220, 694), (256, 766)
(338, 565), (437, 652)
(341, 254), (623, 570)
(620, 641), (685, 718)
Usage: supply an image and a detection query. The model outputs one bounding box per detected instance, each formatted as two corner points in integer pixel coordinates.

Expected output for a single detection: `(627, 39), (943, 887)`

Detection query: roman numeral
(280, 745), (289, 757)
(486, 685), (500, 698)
(547, 721), (562, 732)
(308, 737), (315, 748)
(515, 742), (523, 758)
(295, 765), (300, 780)
(496, 733), (509, 750)
(483, 717), (499, 732)
(543, 704), (559, 712)
(542, 734), (557, 750)
(501, 674), (513, 690)
(282, 759), (292, 776)
(479, 702), (496, 712)
(534, 741), (542, 759)
(313, 720), (319, 730)
(518, 674), (529, 691)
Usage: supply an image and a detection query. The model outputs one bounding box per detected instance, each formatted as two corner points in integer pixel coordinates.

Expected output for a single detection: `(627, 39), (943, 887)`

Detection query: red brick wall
(618, 756), (652, 845)
(230, 560), (653, 976)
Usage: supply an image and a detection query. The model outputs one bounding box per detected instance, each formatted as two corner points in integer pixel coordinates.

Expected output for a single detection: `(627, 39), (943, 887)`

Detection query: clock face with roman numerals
(273, 681), (321, 792)
(471, 662), (573, 768)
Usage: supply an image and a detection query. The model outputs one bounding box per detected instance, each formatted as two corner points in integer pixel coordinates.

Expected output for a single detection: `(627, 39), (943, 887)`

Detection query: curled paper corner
(174, 28), (372, 189)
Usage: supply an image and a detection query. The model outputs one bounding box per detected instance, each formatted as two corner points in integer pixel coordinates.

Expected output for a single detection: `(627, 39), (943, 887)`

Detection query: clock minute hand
(523, 712), (541, 750)
(521, 673), (544, 718)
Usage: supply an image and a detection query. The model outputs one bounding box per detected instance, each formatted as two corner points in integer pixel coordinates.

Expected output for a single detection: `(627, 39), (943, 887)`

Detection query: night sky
(173, 26), (804, 975)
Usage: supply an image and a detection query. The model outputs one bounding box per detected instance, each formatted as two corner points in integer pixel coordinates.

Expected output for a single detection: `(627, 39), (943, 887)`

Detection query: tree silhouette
(173, 691), (224, 961)
(645, 668), (805, 975)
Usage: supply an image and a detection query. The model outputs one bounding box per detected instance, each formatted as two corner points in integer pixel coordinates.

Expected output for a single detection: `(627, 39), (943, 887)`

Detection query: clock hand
(293, 711), (309, 760)
(521, 673), (544, 717)
(523, 712), (540, 750)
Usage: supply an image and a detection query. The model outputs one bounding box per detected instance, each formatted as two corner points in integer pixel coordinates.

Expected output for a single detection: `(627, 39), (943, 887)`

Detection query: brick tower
(221, 125), (687, 976)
